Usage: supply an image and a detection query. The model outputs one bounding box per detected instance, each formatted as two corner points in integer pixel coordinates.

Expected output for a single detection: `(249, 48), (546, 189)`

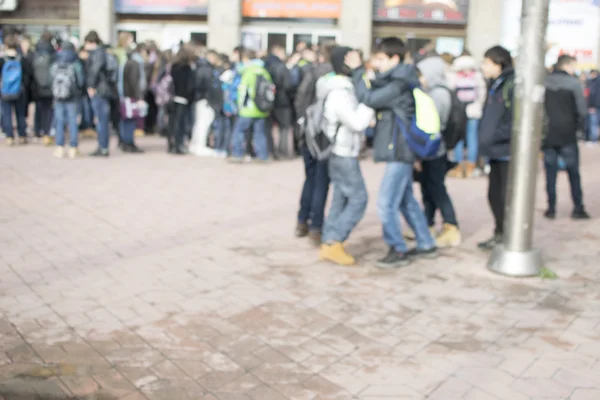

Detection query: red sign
(374, 0), (469, 24)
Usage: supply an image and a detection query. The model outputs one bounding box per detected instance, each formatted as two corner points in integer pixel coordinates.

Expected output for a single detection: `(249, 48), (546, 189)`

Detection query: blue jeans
(543, 144), (584, 212)
(91, 95), (111, 150)
(322, 155), (368, 243)
(378, 162), (435, 253)
(231, 117), (268, 160)
(454, 118), (479, 163)
(0, 96), (27, 138)
(213, 114), (232, 153)
(120, 118), (137, 145)
(588, 110), (599, 143)
(298, 145), (330, 231)
(54, 101), (79, 147)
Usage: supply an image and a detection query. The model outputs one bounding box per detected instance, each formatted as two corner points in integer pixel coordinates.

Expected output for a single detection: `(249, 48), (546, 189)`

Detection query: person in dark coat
(119, 53), (145, 153)
(169, 48), (196, 155)
(264, 44), (293, 158)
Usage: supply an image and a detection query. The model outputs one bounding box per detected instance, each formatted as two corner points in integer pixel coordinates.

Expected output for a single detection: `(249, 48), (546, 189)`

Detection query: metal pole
(488, 0), (550, 277)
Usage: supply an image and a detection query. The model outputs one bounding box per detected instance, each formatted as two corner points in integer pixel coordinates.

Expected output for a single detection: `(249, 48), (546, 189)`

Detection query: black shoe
(123, 143), (144, 154)
(478, 235), (503, 251)
(376, 248), (411, 269)
(544, 209), (556, 220)
(295, 223), (309, 238)
(90, 148), (109, 157)
(572, 209), (591, 220)
(407, 247), (438, 259)
(174, 146), (188, 155)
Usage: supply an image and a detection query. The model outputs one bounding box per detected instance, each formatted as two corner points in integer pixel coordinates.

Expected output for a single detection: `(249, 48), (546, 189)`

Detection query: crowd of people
(0, 30), (594, 268)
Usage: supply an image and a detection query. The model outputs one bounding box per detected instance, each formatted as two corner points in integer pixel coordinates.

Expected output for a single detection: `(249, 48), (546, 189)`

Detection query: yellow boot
(5, 138), (15, 147)
(435, 223), (462, 248)
(134, 129), (145, 137)
(447, 164), (464, 178)
(319, 242), (356, 266)
(464, 162), (476, 178)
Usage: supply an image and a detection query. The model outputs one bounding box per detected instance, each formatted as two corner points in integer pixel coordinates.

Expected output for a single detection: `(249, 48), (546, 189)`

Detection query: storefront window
(293, 34), (312, 51)
(190, 32), (207, 46)
(267, 33), (286, 50)
(317, 35), (336, 46)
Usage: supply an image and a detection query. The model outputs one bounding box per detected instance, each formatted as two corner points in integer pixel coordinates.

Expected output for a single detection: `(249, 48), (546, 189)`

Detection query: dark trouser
(145, 90), (157, 133)
(488, 160), (510, 236)
(109, 97), (121, 139)
(120, 118), (137, 145)
(170, 103), (190, 149)
(298, 145), (330, 232)
(543, 143), (584, 212)
(419, 155), (458, 227)
(265, 107), (292, 158)
(91, 95), (111, 150)
(79, 94), (94, 130)
(0, 96), (27, 138)
(35, 98), (54, 137)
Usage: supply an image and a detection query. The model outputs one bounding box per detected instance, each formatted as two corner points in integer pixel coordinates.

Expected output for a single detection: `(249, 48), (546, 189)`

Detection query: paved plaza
(0, 137), (599, 400)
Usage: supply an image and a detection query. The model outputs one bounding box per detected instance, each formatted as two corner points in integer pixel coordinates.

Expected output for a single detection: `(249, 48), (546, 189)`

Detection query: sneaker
(252, 158), (271, 164)
(42, 136), (54, 146)
(5, 138), (15, 146)
(227, 157), (245, 164)
(407, 247), (439, 259)
(90, 148), (109, 157)
(376, 248), (411, 269)
(544, 209), (556, 220)
(174, 146), (188, 155)
(447, 164), (464, 178)
(572, 209), (591, 220)
(404, 227), (437, 241)
(295, 223), (309, 238)
(67, 147), (80, 159)
(308, 230), (322, 247)
(53, 146), (66, 159)
(478, 234), (503, 251)
(122, 143), (145, 154)
(319, 242), (356, 266)
(435, 224), (462, 248)
(18, 137), (28, 145)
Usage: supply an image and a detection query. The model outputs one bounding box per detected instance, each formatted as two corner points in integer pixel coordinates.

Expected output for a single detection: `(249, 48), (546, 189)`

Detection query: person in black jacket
(169, 48), (195, 155)
(120, 54), (145, 154)
(477, 45), (515, 250)
(543, 55), (590, 220)
(0, 35), (33, 146)
(265, 44), (293, 159)
(189, 48), (219, 156)
(32, 33), (56, 145)
(586, 70), (600, 144)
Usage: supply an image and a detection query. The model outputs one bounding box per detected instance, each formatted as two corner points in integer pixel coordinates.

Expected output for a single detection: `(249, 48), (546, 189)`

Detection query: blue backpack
(1, 59), (23, 100)
(223, 72), (241, 116)
(398, 87), (442, 159)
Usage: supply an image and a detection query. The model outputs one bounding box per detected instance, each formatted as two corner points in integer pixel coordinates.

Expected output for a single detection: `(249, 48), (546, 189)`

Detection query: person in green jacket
(228, 48), (274, 163)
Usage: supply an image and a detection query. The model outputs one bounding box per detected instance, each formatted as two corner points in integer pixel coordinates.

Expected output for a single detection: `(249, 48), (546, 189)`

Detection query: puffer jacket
(352, 63), (420, 164)
(317, 74), (374, 158)
(450, 55), (487, 120)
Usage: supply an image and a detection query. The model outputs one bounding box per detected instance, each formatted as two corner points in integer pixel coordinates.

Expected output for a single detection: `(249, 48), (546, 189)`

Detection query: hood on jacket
(418, 56), (447, 88)
(452, 55), (478, 72)
(545, 70), (577, 91)
(373, 63), (420, 88)
(237, 59), (265, 73)
(35, 40), (55, 54)
(131, 52), (145, 65)
(265, 54), (283, 67)
(315, 62), (333, 78)
(57, 49), (78, 64)
(316, 73), (351, 101)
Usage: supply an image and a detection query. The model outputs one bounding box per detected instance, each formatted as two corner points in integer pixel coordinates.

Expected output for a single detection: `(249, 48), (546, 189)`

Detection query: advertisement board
(373, 0), (469, 23)
(501, 0), (600, 69)
(242, 0), (341, 19)
(115, 0), (208, 14)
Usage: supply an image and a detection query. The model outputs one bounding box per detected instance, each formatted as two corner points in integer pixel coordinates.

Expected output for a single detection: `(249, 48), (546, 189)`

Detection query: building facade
(1, 0), (599, 68)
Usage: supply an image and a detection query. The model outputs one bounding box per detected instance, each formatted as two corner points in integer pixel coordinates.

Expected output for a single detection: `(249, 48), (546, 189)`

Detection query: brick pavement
(0, 137), (599, 400)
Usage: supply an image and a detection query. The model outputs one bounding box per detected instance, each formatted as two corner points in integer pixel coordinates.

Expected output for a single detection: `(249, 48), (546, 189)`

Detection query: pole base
(487, 245), (543, 278)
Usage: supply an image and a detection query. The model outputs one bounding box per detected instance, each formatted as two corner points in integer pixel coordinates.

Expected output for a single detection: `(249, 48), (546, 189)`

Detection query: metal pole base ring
(487, 245), (543, 278)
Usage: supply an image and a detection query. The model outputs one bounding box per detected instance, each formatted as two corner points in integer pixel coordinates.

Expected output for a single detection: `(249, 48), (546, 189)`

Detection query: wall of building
(3, 0), (79, 24)
(80, 0), (114, 44)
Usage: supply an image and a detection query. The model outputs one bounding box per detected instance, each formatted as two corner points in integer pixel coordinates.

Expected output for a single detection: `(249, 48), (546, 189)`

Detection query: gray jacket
(352, 63), (420, 164)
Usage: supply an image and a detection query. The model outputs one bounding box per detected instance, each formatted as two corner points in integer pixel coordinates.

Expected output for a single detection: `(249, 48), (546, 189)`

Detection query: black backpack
(33, 53), (53, 98)
(437, 85), (468, 150)
(207, 69), (224, 112)
(254, 73), (276, 113)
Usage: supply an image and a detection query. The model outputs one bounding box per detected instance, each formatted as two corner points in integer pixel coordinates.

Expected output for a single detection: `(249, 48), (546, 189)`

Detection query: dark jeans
(543, 144), (584, 212)
(79, 94), (94, 130)
(120, 118), (137, 145)
(0, 96), (27, 138)
(213, 114), (232, 153)
(419, 156), (458, 227)
(170, 103), (190, 148)
(35, 98), (54, 137)
(231, 117), (268, 160)
(298, 145), (330, 232)
(488, 160), (510, 236)
(266, 107), (292, 158)
(91, 95), (111, 150)
(54, 101), (79, 147)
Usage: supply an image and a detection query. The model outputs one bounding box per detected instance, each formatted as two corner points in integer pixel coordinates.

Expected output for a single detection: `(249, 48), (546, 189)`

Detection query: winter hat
(331, 46), (353, 75)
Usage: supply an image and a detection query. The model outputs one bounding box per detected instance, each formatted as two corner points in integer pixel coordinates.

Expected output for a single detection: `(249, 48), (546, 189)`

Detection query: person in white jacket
(318, 47), (375, 266)
(448, 50), (487, 178)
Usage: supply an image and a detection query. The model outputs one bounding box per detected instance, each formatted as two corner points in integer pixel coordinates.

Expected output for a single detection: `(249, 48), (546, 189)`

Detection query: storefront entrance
(115, 22), (208, 49)
(241, 26), (339, 53)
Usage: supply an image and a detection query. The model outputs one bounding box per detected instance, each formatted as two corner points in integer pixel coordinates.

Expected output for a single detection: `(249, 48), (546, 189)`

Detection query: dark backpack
(105, 53), (119, 84)
(33, 53), (53, 98)
(207, 69), (224, 112)
(52, 62), (77, 101)
(437, 85), (468, 150)
(254, 73), (276, 113)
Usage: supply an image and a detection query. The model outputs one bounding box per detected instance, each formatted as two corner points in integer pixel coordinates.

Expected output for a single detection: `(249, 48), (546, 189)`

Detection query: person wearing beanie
(416, 55), (461, 248)
(317, 47), (375, 266)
